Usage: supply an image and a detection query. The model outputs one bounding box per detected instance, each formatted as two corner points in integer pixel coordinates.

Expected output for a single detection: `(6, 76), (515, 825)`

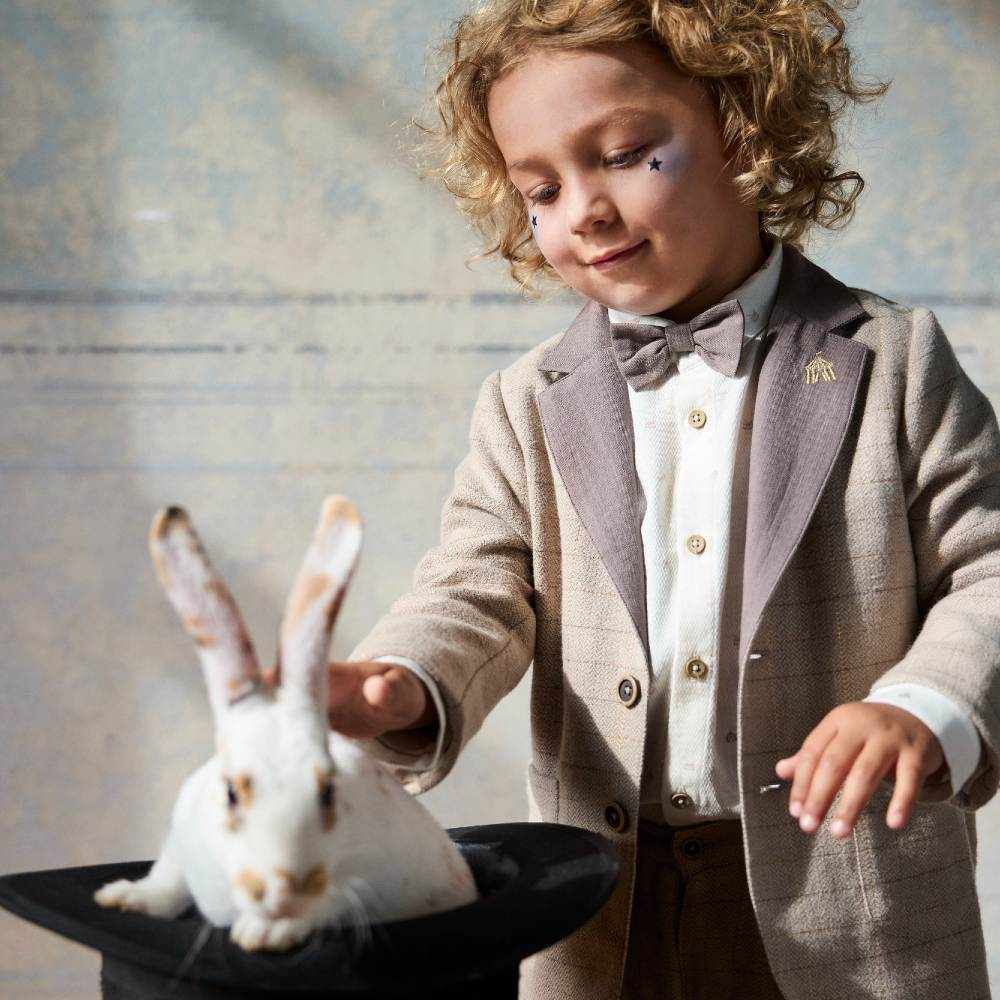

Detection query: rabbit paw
(93, 877), (188, 918)
(230, 911), (314, 951)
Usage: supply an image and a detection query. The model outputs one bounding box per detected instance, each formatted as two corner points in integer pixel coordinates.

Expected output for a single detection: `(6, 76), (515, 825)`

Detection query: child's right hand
(324, 660), (436, 739)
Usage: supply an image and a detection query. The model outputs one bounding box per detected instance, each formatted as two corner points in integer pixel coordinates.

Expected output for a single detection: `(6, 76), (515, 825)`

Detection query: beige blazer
(350, 245), (1000, 1000)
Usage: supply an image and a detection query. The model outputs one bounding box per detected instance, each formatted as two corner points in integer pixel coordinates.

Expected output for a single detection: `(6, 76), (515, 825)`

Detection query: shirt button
(685, 658), (709, 679)
(617, 675), (641, 708)
(686, 534), (706, 555)
(670, 791), (694, 810)
(604, 801), (629, 832)
(687, 408), (707, 429)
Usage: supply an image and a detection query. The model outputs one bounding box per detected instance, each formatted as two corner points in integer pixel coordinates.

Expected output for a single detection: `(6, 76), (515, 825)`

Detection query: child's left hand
(774, 702), (945, 839)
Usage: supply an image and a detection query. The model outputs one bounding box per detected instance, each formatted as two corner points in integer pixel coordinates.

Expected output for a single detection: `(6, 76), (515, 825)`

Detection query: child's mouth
(589, 240), (647, 271)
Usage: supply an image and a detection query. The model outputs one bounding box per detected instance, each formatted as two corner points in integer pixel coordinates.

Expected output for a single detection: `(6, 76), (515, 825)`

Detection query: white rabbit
(94, 495), (477, 952)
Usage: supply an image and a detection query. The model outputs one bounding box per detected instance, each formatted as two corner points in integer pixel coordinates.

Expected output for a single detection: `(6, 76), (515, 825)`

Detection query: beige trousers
(621, 818), (786, 1000)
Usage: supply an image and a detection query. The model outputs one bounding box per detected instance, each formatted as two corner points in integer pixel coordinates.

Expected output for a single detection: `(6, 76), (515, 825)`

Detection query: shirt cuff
(865, 683), (982, 794)
(371, 655), (447, 773)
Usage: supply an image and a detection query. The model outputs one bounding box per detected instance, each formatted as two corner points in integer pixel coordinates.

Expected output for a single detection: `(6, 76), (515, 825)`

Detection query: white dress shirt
(375, 239), (981, 818)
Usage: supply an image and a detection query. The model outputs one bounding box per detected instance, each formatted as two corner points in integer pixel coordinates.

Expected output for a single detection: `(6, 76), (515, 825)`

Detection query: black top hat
(0, 822), (619, 1000)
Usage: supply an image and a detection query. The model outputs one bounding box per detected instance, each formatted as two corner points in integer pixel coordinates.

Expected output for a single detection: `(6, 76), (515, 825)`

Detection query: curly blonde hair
(416, 0), (889, 296)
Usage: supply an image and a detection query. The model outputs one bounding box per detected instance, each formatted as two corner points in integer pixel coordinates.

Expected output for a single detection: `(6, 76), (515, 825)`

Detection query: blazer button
(670, 791), (694, 810)
(687, 408), (707, 429)
(685, 658), (709, 679)
(617, 675), (641, 708)
(604, 801), (629, 832)
(686, 534), (706, 555)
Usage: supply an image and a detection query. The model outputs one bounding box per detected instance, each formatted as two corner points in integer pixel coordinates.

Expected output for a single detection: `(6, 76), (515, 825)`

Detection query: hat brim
(0, 822), (619, 993)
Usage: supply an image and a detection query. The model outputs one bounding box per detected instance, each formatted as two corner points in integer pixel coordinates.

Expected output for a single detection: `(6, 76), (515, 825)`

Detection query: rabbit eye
(319, 780), (335, 809)
(226, 782), (238, 808)
(315, 767), (337, 831)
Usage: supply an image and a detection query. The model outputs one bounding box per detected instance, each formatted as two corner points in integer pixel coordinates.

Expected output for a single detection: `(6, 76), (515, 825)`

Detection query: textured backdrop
(0, 1), (997, 996)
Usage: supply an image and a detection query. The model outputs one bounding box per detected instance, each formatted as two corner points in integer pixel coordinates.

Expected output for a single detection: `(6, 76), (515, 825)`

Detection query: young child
(325, 2), (1000, 998)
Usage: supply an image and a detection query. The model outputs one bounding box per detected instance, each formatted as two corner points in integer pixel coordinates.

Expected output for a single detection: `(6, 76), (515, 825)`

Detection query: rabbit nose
(273, 867), (297, 892)
(269, 896), (300, 918)
(273, 865), (328, 896)
(267, 869), (309, 917)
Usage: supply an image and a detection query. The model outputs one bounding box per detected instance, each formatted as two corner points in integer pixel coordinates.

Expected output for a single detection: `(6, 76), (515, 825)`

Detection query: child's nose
(566, 182), (617, 234)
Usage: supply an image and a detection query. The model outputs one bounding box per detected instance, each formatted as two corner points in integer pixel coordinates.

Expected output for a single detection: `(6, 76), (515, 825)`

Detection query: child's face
(488, 41), (763, 319)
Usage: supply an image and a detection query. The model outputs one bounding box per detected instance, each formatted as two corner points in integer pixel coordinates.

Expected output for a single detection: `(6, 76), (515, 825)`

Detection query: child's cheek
(530, 207), (576, 277)
(638, 142), (693, 210)
(531, 206), (573, 273)
(529, 207), (550, 260)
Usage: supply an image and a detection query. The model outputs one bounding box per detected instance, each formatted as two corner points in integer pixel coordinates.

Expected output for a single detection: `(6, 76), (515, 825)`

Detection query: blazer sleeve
(348, 368), (536, 794)
(869, 307), (1000, 810)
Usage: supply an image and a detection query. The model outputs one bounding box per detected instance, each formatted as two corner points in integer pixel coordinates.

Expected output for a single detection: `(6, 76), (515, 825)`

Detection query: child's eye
(605, 146), (646, 168)
(526, 147), (646, 206)
(529, 185), (558, 206)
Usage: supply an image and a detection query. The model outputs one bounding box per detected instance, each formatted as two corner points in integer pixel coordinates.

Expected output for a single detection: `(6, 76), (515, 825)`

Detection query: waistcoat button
(687, 408), (707, 429)
(686, 534), (706, 555)
(617, 675), (641, 708)
(670, 791), (694, 810)
(681, 837), (704, 859)
(604, 801), (629, 832)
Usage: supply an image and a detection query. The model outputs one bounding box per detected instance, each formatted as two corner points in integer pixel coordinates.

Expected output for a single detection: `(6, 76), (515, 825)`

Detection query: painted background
(0, 1), (997, 996)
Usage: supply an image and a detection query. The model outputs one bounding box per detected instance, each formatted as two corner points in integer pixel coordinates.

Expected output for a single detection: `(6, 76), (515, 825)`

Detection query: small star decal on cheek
(648, 157), (662, 171)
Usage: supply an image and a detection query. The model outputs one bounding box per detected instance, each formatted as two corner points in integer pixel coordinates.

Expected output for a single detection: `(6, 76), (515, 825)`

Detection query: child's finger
(327, 661), (366, 705)
(829, 746), (894, 838)
(774, 754), (798, 781)
(798, 734), (864, 833)
(326, 661), (400, 737)
(360, 667), (428, 730)
(886, 749), (925, 829)
(785, 724), (837, 820)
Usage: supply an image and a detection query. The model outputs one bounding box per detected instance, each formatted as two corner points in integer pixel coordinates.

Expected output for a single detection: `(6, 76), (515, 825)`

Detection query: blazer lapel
(537, 300), (651, 672)
(535, 245), (872, 679)
(738, 246), (872, 668)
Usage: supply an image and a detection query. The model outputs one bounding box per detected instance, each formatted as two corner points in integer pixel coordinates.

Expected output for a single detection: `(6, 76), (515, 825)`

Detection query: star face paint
(489, 41), (763, 319)
(528, 204), (557, 265)
(643, 141), (692, 183)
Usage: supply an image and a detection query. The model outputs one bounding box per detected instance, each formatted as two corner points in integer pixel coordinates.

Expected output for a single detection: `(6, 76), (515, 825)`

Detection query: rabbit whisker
(160, 916), (215, 998)
(330, 876), (376, 957)
(292, 917), (331, 961)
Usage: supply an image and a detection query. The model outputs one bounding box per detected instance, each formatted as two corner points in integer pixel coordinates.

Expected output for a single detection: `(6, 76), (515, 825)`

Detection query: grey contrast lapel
(537, 299), (651, 672)
(738, 246), (872, 668)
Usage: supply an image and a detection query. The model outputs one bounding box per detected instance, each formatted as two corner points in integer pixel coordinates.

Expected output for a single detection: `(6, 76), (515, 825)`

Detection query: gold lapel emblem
(804, 351), (837, 384)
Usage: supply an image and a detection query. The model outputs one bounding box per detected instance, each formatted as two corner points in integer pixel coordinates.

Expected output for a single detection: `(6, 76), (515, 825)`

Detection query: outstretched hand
(775, 702), (945, 839)
(323, 660), (437, 739)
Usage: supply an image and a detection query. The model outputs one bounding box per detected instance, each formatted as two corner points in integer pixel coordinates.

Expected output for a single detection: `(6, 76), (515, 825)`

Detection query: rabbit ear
(279, 495), (362, 706)
(149, 507), (262, 724)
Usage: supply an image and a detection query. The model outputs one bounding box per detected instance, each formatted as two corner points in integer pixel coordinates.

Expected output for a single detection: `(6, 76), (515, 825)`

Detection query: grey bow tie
(610, 298), (746, 388)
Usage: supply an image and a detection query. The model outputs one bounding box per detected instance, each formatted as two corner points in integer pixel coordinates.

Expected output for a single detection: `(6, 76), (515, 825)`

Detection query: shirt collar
(607, 237), (783, 341)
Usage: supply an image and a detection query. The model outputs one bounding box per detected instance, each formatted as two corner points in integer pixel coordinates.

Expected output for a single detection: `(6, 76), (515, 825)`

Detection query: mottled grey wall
(0, 2), (996, 997)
